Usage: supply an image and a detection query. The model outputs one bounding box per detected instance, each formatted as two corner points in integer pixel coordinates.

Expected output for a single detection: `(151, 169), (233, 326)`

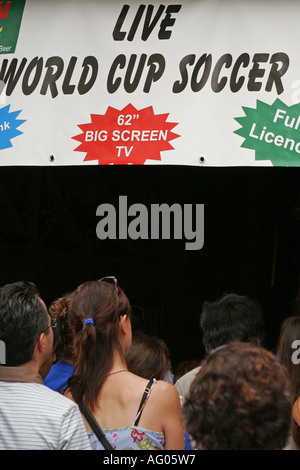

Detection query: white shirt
(174, 366), (201, 398)
(0, 366), (91, 450)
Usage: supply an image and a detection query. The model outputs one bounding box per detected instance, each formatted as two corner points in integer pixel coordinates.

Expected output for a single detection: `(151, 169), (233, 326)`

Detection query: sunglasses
(31, 314), (57, 355)
(99, 276), (120, 317)
(41, 315), (57, 335)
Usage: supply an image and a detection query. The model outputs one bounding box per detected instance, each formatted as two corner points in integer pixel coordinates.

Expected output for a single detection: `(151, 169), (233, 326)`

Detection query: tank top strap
(133, 378), (157, 427)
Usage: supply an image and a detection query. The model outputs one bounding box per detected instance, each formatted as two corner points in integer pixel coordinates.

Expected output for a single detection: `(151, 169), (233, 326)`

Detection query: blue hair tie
(83, 318), (94, 326)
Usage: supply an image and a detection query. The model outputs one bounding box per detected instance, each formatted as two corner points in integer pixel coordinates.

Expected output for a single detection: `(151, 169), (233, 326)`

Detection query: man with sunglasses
(0, 280), (91, 450)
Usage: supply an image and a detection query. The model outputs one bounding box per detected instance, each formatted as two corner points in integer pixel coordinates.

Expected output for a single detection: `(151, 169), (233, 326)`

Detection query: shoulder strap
(134, 378), (156, 427)
(80, 400), (114, 450)
(70, 385), (113, 450)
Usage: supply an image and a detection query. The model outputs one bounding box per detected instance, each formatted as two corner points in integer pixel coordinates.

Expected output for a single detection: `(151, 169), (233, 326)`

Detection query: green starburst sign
(234, 99), (300, 166)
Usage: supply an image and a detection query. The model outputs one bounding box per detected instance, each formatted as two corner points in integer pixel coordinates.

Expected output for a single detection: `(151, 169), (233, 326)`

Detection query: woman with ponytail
(64, 277), (184, 450)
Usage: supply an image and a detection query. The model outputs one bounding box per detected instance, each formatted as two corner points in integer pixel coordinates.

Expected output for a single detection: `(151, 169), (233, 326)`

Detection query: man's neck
(19, 360), (41, 374)
(0, 365), (43, 384)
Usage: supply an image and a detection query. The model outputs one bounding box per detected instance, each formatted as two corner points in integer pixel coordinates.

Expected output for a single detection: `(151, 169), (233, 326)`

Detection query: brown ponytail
(68, 279), (131, 411)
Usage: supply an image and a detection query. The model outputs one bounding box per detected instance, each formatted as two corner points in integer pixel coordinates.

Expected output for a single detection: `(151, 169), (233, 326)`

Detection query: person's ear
(119, 314), (129, 334)
(34, 332), (48, 354)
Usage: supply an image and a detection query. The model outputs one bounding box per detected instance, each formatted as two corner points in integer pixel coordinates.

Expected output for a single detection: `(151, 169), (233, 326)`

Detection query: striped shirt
(0, 366), (91, 450)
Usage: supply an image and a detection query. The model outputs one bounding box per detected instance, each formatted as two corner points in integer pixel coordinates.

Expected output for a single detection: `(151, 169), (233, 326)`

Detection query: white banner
(1, 0), (300, 166)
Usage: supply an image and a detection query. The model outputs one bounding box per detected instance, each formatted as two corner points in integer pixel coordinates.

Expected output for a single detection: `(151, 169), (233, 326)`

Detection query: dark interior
(0, 165), (299, 370)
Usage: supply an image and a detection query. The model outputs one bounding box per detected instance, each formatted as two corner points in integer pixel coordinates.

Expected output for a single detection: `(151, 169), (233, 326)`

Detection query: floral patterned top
(88, 425), (165, 450)
(87, 378), (165, 450)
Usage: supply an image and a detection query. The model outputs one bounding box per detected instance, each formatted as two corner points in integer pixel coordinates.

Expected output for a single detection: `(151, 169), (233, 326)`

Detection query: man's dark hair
(0, 281), (49, 366)
(200, 293), (265, 352)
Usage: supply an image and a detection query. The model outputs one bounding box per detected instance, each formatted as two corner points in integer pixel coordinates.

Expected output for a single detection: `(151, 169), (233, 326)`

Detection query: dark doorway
(0, 165), (299, 368)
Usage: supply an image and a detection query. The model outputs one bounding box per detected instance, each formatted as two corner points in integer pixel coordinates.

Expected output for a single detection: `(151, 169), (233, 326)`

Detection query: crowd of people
(0, 278), (299, 450)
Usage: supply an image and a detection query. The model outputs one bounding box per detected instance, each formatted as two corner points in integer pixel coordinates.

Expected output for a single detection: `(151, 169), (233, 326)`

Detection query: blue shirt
(44, 360), (75, 393)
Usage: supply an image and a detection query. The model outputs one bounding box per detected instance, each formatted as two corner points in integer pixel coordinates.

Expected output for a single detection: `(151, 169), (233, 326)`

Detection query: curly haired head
(183, 341), (292, 450)
(49, 292), (74, 361)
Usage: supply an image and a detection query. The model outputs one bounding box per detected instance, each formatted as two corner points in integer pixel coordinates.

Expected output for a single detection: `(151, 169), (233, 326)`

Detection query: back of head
(200, 293), (265, 352)
(183, 341), (292, 450)
(126, 334), (171, 380)
(0, 281), (49, 366)
(49, 292), (74, 362)
(276, 315), (300, 449)
(174, 360), (200, 384)
(68, 278), (131, 410)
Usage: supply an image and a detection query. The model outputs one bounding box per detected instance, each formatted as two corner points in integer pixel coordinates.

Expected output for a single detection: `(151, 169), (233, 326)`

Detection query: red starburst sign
(72, 104), (180, 165)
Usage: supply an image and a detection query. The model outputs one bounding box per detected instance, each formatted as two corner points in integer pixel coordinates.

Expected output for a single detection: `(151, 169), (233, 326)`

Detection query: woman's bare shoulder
(151, 380), (181, 403)
(154, 379), (177, 390)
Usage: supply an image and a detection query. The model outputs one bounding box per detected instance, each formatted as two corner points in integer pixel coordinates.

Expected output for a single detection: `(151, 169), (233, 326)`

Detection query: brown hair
(68, 279), (131, 411)
(183, 341), (292, 450)
(277, 316), (300, 401)
(173, 360), (200, 383)
(49, 292), (74, 361)
(277, 315), (300, 448)
(126, 334), (171, 380)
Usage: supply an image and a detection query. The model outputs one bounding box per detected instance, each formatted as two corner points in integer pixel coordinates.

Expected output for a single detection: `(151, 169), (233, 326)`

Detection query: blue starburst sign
(0, 105), (25, 150)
